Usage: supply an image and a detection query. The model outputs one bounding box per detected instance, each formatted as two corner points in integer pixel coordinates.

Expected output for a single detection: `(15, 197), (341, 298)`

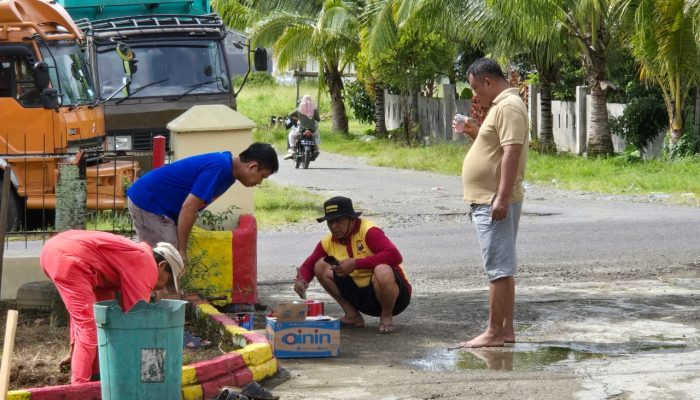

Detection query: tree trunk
(374, 83), (387, 137)
(538, 76), (556, 153)
(584, 45), (614, 157)
(324, 62), (349, 135)
(694, 86), (699, 140)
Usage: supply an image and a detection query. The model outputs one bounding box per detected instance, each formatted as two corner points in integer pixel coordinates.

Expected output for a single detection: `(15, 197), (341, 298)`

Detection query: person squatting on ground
(40, 230), (184, 384)
(127, 142), (279, 268)
(284, 94), (321, 160)
(293, 196), (411, 334)
(454, 58), (528, 348)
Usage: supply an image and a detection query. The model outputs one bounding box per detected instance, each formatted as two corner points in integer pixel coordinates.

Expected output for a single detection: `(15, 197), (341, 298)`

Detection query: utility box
(168, 105), (257, 229)
(94, 299), (187, 400)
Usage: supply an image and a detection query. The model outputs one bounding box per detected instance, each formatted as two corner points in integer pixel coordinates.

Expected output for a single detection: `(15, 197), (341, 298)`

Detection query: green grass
(239, 83), (700, 204)
(254, 180), (325, 228)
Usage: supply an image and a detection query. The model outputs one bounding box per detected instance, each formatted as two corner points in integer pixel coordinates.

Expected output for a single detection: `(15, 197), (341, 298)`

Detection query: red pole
(152, 135), (165, 169)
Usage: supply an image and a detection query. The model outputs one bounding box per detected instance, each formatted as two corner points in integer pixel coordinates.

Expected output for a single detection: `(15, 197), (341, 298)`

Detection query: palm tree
(213, 0), (363, 134)
(613, 0), (700, 151)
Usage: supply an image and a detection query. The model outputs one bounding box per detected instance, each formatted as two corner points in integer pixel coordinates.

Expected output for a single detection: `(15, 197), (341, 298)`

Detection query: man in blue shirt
(127, 142), (279, 267)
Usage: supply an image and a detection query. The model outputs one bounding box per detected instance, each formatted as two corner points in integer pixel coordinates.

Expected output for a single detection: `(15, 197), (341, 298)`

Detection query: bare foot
(503, 333), (516, 344)
(339, 315), (365, 328)
(459, 331), (505, 348)
(378, 316), (396, 334)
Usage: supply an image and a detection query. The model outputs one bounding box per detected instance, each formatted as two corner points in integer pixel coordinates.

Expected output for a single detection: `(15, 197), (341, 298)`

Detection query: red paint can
(305, 300), (324, 316)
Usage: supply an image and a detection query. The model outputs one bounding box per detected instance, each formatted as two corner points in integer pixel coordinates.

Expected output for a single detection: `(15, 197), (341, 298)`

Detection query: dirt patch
(0, 302), (240, 390)
(0, 306), (71, 390)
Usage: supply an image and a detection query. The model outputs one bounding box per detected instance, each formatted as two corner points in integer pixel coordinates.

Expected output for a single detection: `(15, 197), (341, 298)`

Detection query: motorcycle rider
(284, 94), (320, 160)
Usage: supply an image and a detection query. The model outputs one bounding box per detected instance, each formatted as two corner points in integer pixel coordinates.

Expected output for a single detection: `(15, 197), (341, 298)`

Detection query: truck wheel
(0, 174), (22, 231)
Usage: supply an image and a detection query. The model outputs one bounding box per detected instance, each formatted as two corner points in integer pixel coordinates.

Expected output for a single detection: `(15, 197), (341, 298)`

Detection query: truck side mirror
(254, 48), (268, 72)
(40, 88), (61, 109)
(33, 62), (51, 90)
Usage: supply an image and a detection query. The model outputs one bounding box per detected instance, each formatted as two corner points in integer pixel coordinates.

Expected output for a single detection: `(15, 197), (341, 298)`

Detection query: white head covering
(298, 95), (315, 119)
(153, 242), (184, 292)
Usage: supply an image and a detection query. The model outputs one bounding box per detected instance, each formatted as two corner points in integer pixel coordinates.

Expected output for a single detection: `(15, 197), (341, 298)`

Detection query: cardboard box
(266, 316), (340, 358)
(275, 301), (307, 322)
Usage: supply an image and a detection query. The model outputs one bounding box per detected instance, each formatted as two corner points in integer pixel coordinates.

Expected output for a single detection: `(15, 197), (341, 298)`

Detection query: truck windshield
(96, 41), (230, 99)
(40, 41), (97, 106)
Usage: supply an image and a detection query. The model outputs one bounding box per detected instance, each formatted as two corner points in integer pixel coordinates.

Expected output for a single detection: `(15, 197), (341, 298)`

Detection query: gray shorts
(127, 198), (178, 248)
(471, 202), (522, 281)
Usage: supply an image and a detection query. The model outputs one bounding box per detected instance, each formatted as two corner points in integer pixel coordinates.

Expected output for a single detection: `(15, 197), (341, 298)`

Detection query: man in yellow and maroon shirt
(294, 196), (411, 334)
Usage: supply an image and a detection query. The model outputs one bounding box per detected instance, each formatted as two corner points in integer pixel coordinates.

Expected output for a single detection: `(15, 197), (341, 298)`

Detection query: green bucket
(94, 299), (186, 399)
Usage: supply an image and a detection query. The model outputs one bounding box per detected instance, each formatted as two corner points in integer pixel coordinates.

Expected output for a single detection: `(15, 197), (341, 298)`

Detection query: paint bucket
(305, 300), (324, 316)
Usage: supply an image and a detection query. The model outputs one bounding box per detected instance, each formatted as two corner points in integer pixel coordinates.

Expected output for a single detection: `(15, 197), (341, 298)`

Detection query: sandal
(218, 381), (279, 400)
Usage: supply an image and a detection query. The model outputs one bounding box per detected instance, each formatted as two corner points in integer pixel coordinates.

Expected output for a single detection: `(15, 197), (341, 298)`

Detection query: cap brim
(316, 212), (361, 223)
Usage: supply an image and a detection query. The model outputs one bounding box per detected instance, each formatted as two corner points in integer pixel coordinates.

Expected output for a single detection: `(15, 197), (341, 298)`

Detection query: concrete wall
(532, 85), (664, 159)
(1, 256), (45, 300)
(384, 85), (471, 142)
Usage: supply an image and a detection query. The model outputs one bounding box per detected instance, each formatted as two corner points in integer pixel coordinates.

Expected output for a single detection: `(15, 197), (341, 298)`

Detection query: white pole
(0, 309), (18, 400)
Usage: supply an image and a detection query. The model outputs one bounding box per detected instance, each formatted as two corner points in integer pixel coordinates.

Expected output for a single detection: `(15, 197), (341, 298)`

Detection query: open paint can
(305, 300), (324, 316)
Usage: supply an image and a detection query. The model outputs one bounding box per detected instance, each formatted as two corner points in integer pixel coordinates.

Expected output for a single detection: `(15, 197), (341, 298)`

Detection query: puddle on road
(407, 341), (689, 372)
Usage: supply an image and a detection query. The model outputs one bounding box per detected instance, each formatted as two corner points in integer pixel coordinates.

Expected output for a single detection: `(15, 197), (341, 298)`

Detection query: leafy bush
(609, 95), (667, 153)
(233, 71), (276, 88)
(669, 112), (700, 158)
(345, 80), (375, 125)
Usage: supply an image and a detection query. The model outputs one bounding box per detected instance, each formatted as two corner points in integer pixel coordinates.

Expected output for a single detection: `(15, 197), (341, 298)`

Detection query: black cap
(316, 196), (362, 222)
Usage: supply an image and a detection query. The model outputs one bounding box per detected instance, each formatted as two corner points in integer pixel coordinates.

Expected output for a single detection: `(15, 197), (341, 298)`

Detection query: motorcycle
(292, 128), (318, 169)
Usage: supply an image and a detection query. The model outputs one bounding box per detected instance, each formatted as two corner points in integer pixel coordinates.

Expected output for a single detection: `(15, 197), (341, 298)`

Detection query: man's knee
(372, 265), (397, 288)
(313, 258), (332, 279)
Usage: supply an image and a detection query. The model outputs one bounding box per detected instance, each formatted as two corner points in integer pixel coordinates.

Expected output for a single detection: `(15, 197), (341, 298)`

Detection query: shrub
(609, 95), (667, 154)
(345, 80), (375, 125)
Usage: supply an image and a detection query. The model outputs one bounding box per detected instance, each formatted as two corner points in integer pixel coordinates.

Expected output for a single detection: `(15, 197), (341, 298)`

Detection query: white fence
(384, 84), (665, 159)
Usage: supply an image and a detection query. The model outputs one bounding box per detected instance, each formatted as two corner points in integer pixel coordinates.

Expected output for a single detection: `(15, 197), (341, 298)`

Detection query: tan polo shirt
(461, 87), (529, 204)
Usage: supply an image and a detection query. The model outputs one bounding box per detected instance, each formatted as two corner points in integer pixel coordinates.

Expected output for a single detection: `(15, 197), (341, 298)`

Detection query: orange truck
(0, 0), (137, 231)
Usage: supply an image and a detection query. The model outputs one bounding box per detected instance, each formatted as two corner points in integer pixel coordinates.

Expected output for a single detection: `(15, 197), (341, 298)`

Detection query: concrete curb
(8, 299), (277, 400)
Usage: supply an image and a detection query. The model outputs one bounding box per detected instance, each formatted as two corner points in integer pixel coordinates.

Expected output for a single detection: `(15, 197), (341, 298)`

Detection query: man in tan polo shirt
(454, 58), (529, 348)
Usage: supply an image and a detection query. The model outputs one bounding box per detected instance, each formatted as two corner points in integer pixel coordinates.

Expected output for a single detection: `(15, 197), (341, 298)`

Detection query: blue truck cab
(57, 0), (266, 169)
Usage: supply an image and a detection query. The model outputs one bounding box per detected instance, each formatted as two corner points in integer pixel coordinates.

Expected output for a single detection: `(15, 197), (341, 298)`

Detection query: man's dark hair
(467, 58), (506, 80)
(240, 142), (279, 173)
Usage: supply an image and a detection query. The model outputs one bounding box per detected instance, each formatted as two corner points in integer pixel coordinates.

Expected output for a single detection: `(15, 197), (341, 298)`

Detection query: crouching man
(293, 196), (411, 334)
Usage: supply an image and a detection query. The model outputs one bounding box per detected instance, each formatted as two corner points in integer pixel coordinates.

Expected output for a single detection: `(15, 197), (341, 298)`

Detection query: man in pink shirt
(40, 230), (184, 384)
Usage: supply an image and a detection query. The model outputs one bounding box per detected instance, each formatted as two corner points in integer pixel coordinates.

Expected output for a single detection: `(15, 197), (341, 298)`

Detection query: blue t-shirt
(127, 152), (235, 221)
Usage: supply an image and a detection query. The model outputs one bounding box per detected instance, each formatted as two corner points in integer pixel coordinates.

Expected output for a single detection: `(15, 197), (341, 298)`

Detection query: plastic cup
(453, 113), (466, 134)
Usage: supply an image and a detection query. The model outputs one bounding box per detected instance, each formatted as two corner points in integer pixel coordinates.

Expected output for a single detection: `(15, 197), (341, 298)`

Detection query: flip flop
(218, 382), (280, 400)
(339, 320), (365, 329)
(215, 388), (249, 400)
(378, 323), (397, 334)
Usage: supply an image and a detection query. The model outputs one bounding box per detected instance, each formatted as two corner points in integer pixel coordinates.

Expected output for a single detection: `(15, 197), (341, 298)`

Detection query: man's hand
(294, 278), (308, 299)
(491, 195), (509, 221)
(334, 258), (356, 278)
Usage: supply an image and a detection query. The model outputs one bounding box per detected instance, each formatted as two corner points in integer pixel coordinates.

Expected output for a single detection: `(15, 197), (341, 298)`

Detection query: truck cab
(58, 0), (267, 170)
(0, 0), (138, 230)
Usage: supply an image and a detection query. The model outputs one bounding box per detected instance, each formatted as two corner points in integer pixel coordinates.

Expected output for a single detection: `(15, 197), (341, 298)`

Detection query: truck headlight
(107, 136), (133, 151)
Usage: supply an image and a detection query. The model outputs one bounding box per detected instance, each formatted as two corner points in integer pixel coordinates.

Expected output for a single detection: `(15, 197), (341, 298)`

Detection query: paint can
(305, 300), (324, 316)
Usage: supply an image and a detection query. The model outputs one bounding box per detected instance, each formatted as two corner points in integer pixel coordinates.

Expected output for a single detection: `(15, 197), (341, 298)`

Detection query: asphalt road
(256, 151), (700, 400)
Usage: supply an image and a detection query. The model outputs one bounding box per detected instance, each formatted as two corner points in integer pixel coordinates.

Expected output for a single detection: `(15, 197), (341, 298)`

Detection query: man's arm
(294, 242), (327, 298)
(354, 227), (403, 269)
(491, 144), (522, 221)
(177, 193), (206, 262)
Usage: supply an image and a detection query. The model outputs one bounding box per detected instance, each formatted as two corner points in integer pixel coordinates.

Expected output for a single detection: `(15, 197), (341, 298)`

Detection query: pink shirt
(41, 230), (158, 311)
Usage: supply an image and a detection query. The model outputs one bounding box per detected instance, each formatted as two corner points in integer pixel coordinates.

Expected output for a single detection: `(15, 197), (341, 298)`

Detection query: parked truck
(0, 0), (138, 231)
(57, 0), (268, 170)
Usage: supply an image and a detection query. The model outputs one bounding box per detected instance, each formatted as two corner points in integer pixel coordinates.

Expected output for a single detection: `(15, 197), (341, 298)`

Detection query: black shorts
(333, 269), (411, 317)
